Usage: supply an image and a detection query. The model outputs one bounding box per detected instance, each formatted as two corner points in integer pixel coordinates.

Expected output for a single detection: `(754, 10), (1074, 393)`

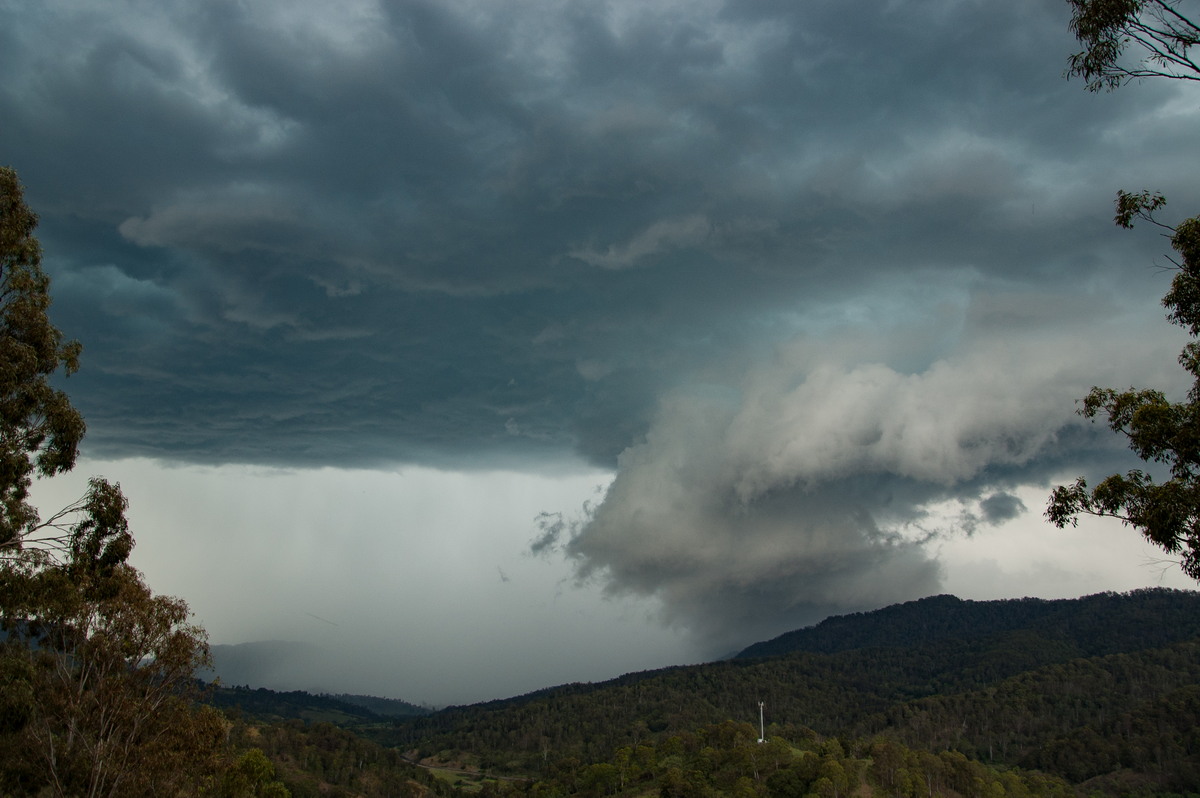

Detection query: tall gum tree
(1047, 2), (1200, 578)
(0, 167), (226, 796)
(0, 166), (85, 553)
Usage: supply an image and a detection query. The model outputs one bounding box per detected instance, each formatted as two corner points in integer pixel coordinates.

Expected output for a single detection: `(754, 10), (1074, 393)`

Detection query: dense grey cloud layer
(4, 0), (1200, 659)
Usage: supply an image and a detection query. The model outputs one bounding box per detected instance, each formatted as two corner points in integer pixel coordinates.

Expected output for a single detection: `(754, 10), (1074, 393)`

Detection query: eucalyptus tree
(1048, 3), (1200, 578)
(0, 166), (85, 554)
(0, 167), (223, 795)
(1066, 0), (1199, 91)
(1048, 203), (1200, 578)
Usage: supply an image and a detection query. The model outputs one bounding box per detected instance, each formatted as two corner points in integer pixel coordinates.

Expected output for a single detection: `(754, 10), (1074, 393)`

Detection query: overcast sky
(5, 0), (1200, 706)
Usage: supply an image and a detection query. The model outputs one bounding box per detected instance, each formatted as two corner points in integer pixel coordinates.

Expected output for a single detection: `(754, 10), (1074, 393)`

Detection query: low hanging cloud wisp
(535, 322), (1181, 655)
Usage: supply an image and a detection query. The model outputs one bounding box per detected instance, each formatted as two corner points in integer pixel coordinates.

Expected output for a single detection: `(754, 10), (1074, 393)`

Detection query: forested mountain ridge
(207, 685), (432, 726)
(376, 588), (1200, 795)
(736, 588), (1200, 659)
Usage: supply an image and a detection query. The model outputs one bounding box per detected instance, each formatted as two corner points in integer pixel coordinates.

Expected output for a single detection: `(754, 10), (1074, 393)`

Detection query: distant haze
(203, 642), (331, 692)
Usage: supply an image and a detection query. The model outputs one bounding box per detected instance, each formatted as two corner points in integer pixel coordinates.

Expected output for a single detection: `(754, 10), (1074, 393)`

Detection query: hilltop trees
(1047, 3), (1200, 579)
(0, 167), (225, 796)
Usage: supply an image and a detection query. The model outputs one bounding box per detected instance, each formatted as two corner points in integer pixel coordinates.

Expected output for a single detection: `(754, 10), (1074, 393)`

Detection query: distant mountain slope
(735, 588), (1200, 658)
(330, 692), (433, 717)
(201, 640), (432, 721)
(207, 685), (387, 725)
(204, 684), (433, 725)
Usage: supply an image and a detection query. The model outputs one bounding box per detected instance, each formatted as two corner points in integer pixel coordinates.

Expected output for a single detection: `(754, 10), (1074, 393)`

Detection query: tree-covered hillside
(376, 588), (1200, 796)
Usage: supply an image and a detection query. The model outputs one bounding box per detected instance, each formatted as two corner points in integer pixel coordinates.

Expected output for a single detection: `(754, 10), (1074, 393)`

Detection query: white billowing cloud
(559, 381), (945, 652)
(724, 339), (1073, 501)
(553, 287), (1194, 654)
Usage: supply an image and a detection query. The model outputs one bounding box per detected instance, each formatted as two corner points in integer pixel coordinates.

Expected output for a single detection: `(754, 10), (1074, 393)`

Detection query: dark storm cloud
(4, 0), (1199, 651)
(979, 492), (1027, 525)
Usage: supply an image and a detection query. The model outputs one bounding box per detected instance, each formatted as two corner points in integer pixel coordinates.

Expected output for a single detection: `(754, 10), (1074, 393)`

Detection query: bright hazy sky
(5, 0), (1199, 705)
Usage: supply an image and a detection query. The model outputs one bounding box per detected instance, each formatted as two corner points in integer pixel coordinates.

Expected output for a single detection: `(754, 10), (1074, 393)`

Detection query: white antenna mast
(757, 701), (765, 743)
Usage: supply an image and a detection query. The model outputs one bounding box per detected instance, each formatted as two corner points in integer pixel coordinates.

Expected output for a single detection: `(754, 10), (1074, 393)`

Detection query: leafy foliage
(1047, 198), (1200, 578)
(0, 166), (85, 551)
(1052, 0), (1200, 580)
(0, 552), (226, 796)
(0, 166), (227, 796)
(489, 721), (1075, 798)
(218, 748), (292, 798)
(223, 719), (459, 798)
(1066, 0), (1200, 91)
(863, 638), (1200, 792)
